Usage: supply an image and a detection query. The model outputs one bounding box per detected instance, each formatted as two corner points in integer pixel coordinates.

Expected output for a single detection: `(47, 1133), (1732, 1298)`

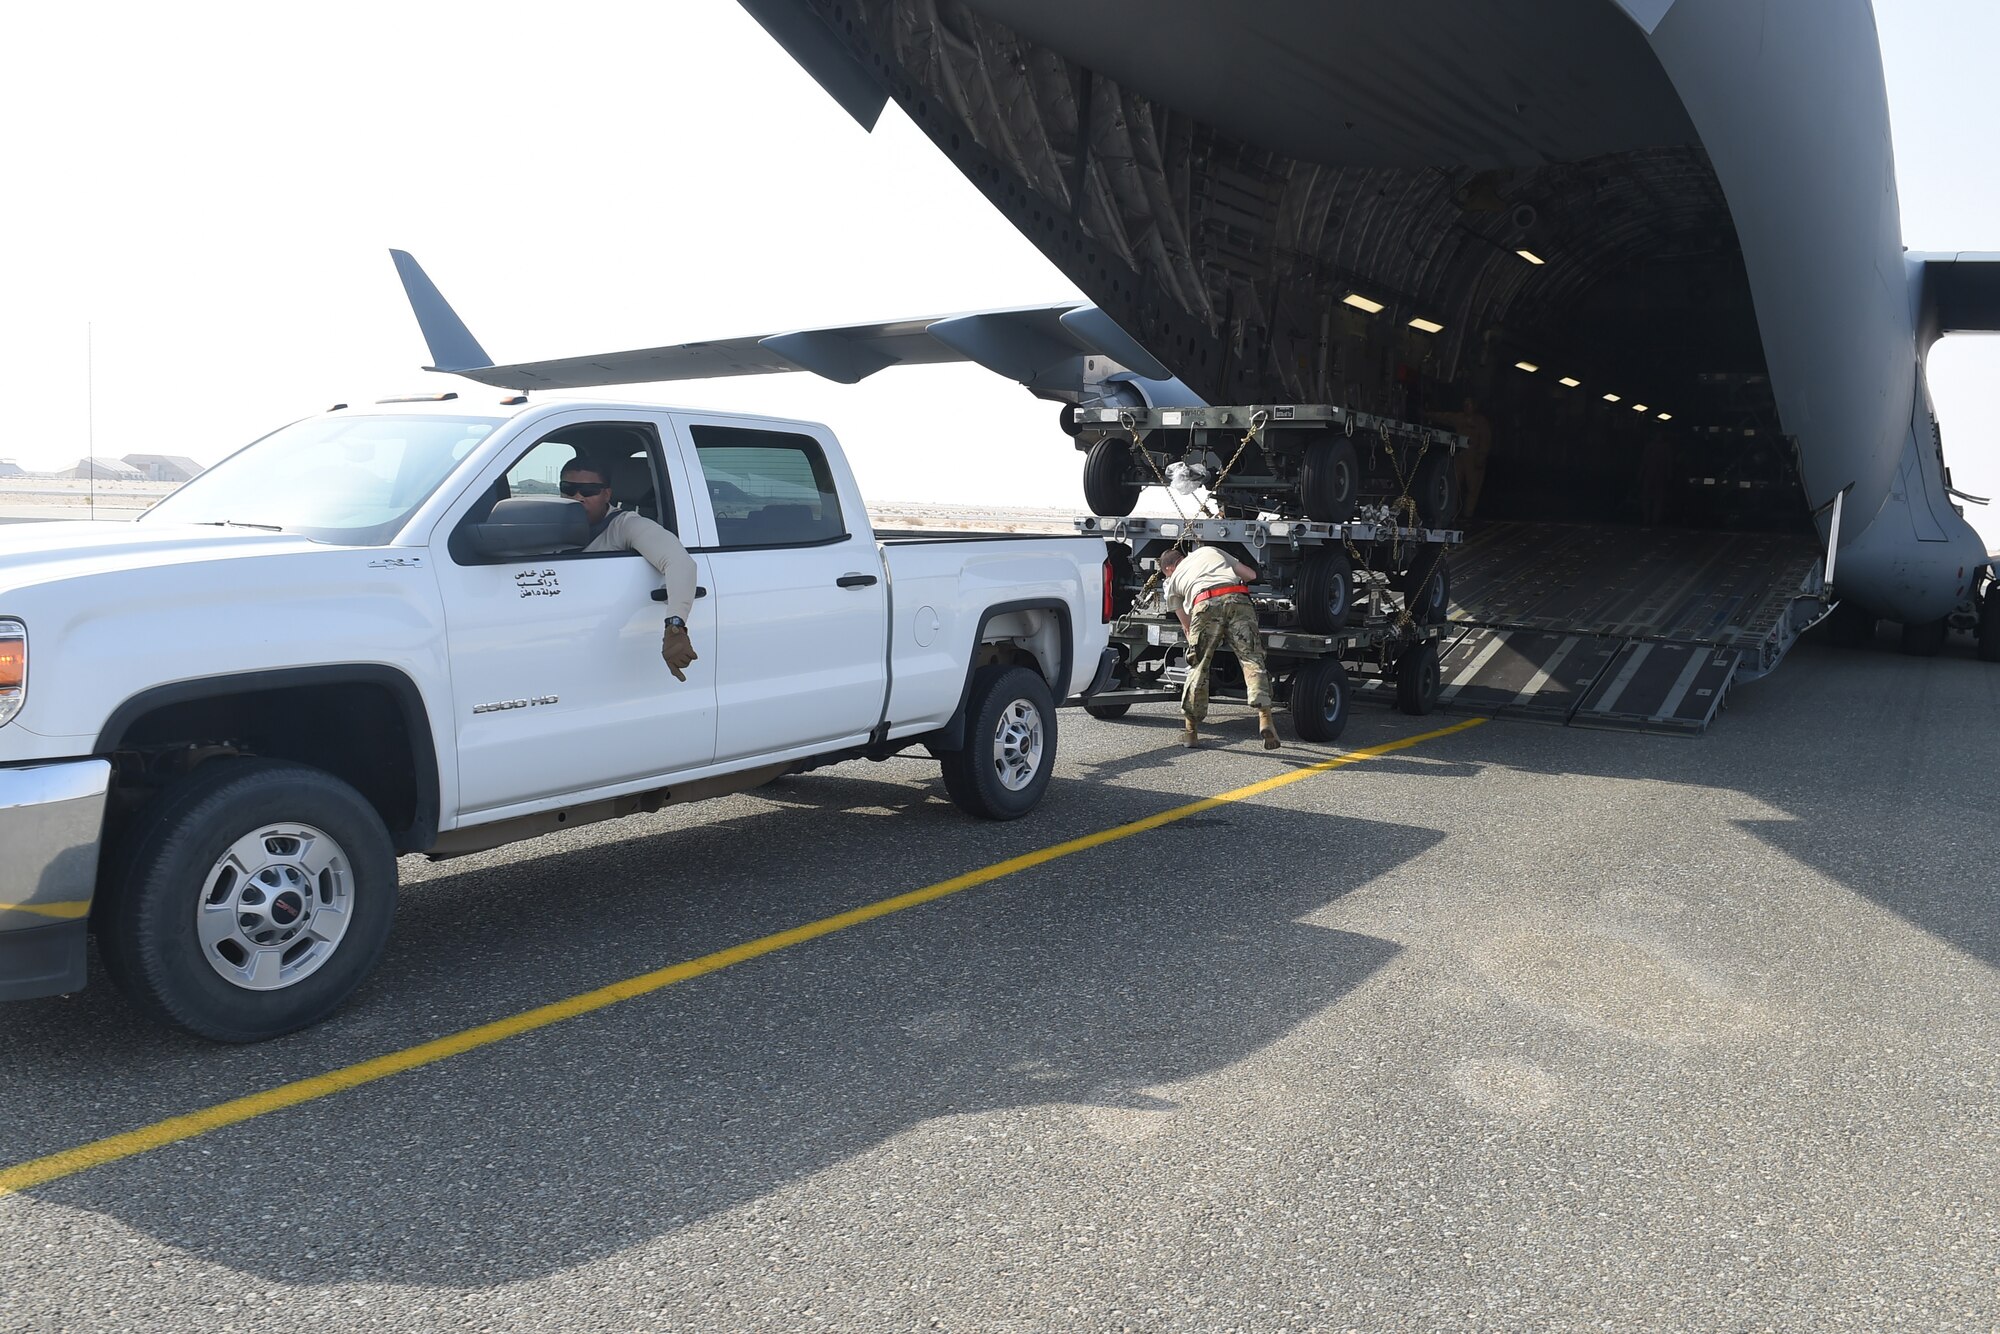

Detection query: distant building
(122, 453), (204, 484)
(65, 457), (145, 482)
(0, 459), (23, 478)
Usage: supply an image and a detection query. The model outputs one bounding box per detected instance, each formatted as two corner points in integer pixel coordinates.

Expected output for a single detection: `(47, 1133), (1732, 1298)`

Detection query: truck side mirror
(463, 496), (591, 558)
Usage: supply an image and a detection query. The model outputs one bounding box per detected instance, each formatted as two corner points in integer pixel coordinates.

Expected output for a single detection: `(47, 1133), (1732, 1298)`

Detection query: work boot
(1258, 708), (1281, 750)
(1181, 719), (1199, 748)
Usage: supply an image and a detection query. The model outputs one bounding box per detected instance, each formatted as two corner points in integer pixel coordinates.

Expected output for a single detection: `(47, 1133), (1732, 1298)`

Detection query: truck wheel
(1084, 699), (1133, 720)
(1396, 547), (1451, 624)
(1300, 435), (1360, 522)
(1395, 640), (1443, 716)
(1900, 618), (1948, 657)
(1406, 450), (1459, 527)
(95, 758), (398, 1043)
(940, 666), (1059, 820)
(1980, 589), (2000, 663)
(1295, 549), (1354, 633)
(1289, 657), (1351, 744)
(1082, 438), (1140, 517)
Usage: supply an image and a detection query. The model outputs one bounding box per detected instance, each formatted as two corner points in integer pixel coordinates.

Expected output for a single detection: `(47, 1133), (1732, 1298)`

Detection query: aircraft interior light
(1632, 403), (1649, 412)
(1514, 361), (1540, 373)
(1603, 393), (1622, 402)
(1657, 413), (1674, 421)
(1408, 317), (1445, 333)
(1342, 293), (1386, 314)
(1516, 249), (1546, 265)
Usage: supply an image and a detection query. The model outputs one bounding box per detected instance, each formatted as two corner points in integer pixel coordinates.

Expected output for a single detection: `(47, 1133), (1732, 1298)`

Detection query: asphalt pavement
(1, 631), (1994, 1331)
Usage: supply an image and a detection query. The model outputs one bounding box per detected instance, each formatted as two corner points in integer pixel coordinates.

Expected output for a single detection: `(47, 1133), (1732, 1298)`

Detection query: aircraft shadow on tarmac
(7, 771), (1442, 1286)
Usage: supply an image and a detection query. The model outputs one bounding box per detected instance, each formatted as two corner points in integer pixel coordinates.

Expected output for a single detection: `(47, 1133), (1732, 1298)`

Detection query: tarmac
(1, 627), (1994, 1331)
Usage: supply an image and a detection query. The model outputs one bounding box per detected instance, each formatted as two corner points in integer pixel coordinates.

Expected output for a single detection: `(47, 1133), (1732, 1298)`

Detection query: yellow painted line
(0, 901), (91, 921)
(0, 717), (1484, 1196)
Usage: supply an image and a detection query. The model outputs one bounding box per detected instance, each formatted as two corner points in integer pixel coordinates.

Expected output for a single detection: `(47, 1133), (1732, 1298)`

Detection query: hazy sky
(2, 1), (1994, 536)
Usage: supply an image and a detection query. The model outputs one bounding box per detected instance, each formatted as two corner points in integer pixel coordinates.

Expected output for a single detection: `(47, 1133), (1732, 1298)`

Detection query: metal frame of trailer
(1069, 402), (1467, 528)
(1075, 515), (1462, 743)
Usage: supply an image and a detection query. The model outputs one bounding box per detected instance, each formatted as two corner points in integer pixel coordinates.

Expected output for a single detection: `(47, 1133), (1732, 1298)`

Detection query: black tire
(1406, 449), (1459, 527)
(1980, 589), (2000, 663)
(1900, 618), (1948, 657)
(1082, 437), (1140, 517)
(1300, 435), (1361, 523)
(1288, 657), (1351, 744)
(95, 758), (398, 1043)
(939, 665), (1059, 820)
(1294, 548), (1355, 633)
(1395, 546), (1452, 624)
(1826, 599), (1876, 649)
(1395, 640), (1443, 716)
(1083, 699), (1133, 720)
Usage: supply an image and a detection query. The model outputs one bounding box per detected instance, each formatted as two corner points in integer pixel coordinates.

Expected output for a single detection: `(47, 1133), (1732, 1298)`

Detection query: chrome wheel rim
(992, 699), (1046, 791)
(194, 822), (354, 991)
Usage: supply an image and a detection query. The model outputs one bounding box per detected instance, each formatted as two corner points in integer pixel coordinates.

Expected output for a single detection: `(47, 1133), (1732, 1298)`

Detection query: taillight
(1101, 557), (1115, 623)
(0, 620), (23, 728)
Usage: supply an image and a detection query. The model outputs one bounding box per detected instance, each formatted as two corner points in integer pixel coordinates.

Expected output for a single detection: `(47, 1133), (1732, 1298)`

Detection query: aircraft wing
(388, 250), (1196, 404)
(1915, 252), (2000, 335)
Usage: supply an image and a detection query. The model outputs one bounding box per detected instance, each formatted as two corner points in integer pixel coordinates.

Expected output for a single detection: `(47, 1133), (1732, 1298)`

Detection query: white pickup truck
(0, 395), (1113, 1040)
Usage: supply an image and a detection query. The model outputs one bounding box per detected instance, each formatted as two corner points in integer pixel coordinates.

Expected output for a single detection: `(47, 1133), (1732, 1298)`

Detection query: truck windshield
(142, 414), (502, 545)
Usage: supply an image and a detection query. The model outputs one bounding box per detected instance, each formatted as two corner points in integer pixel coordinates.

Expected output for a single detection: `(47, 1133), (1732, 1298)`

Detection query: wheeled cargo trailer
(1076, 514), (1461, 744)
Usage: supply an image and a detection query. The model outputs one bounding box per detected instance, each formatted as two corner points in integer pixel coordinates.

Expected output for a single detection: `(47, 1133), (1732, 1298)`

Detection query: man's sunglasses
(559, 481), (608, 498)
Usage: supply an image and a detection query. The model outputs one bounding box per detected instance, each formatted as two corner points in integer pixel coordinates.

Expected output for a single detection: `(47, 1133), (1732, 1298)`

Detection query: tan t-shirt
(1163, 546), (1246, 614)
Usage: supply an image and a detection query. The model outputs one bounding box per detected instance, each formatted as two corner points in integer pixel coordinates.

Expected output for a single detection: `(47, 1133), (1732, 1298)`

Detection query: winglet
(389, 250), (495, 373)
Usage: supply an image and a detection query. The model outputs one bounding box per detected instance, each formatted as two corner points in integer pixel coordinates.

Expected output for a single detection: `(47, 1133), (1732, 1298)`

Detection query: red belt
(1190, 584), (1249, 607)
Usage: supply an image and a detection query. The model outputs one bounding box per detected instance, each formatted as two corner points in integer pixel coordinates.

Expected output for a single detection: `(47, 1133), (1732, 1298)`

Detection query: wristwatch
(664, 615), (687, 630)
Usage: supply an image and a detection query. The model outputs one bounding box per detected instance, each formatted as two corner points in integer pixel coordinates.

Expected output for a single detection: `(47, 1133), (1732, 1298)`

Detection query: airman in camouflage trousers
(1160, 545), (1281, 749)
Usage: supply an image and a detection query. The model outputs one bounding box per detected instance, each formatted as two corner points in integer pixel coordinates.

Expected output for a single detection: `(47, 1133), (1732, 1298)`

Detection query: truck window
(141, 414), (501, 546)
(690, 426), (845, 548)
(505, 423), (677, 533)
(465, 423), (677, 548)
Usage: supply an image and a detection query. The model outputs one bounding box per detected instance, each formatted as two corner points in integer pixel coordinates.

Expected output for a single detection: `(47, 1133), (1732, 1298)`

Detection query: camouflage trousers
(1183, 594), (1271, 721)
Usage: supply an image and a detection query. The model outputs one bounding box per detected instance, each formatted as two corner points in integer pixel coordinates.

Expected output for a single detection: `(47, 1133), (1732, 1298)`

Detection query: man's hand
(661, 621), (698, 681)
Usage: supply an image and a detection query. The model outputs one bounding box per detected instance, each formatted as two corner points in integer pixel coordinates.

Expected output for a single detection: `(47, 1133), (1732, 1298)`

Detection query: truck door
(435, 413), (717, 815)
(670, 415), (890, 762)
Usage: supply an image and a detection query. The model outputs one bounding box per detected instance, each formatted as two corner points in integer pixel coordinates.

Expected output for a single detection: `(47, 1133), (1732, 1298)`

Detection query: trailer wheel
(94, 758), (398, 1043)
(1300, 435), (1360, 522)
(1406, 449), (1459, 527)
(1900, 618), (1948, 657)
(1295, 549), (1355, 633)
(939, 665), (1058, 820)
(1082, 438), (1141, 517)
(1395, 547), (1451, 624)
(1980, 588), (2000, 663)
(1289, 657), (1351, 744)
(1394, 640), (1443, 716)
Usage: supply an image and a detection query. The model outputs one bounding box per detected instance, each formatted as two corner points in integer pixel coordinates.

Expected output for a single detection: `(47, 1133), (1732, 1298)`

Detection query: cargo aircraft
(398, 0), (2000, 730)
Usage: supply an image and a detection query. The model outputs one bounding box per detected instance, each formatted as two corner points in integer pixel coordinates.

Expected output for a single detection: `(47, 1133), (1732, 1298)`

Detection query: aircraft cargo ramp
(1433, 522), (1826, 734)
